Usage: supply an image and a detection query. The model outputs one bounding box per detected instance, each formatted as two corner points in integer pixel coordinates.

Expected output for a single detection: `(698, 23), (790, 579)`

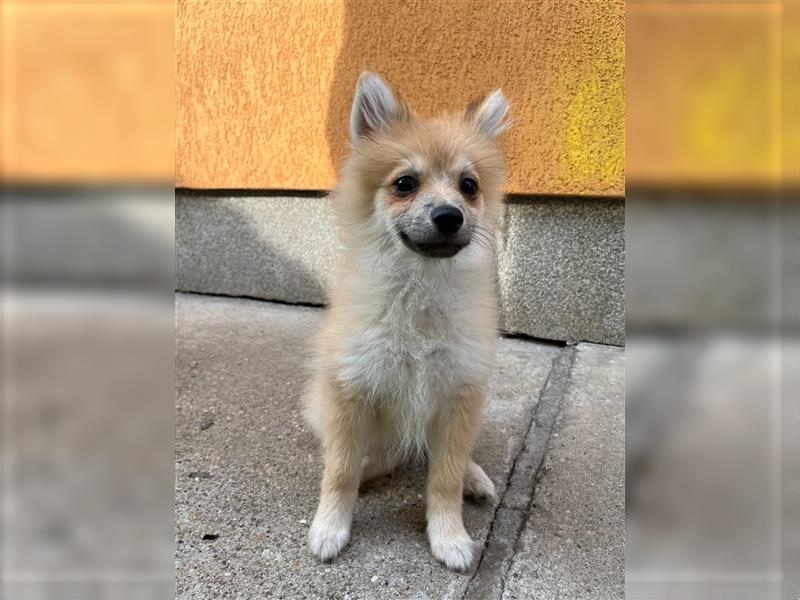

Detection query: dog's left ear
(350, 72), (403, 141)
(467, 90), (511, 138)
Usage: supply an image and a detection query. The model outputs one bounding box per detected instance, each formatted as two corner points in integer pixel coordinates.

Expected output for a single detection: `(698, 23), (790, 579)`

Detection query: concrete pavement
(175, 293), (624, 599)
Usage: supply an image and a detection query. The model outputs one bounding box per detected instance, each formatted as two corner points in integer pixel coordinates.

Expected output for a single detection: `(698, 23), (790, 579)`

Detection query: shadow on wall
(175, 193), (332, 306)
(324, 0), (530, 175)
(175, 192), (625, 346)
(324, 1), (624, 196)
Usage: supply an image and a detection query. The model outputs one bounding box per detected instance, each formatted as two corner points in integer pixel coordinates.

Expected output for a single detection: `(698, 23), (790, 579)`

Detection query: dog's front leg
(426, 387), (483, 571)
(308, 391), (365, 562)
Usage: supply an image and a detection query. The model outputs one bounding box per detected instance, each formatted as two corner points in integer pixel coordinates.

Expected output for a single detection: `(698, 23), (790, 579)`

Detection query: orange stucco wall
(176, 0), (625, 196)
(4, 2), (786, 190)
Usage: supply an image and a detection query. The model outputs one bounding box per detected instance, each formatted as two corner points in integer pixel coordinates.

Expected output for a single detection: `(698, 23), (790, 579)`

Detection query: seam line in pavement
(176, 289), (326, 309)
(462, 344), (577, 600)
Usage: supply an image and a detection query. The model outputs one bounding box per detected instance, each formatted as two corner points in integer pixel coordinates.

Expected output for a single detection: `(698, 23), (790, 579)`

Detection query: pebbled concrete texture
(176, 192), (624, 345)
(176, 192), (335, 306)
(498, 197), (624, 346)
(175, 293), (625, 599)
(503, 343), (625, 600)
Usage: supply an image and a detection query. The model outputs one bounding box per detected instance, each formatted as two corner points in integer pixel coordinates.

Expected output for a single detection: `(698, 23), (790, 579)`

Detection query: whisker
(471, 224), (499, 256)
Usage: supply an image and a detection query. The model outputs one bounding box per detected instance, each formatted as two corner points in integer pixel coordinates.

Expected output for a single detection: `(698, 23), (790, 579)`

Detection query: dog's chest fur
(333, 257), (495, 450)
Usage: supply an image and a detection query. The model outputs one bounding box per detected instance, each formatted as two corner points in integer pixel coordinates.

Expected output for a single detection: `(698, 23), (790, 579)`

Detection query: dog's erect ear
(350, 72), (402, 141)
(467, 89), (511, 138)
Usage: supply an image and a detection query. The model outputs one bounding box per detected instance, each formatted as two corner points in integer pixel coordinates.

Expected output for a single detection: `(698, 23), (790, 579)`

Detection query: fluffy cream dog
(304, 72), (510, 571)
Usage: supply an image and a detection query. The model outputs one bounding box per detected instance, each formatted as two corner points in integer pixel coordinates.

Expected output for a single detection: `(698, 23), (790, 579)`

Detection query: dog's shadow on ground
(359, 462), (426, 498)
(354, 466), (430, 537)
(348, 463), (496, 554)
(359, 463), (495, 504)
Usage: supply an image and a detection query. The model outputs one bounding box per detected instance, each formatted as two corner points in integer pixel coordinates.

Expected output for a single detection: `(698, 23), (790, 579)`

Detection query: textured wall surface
(176, 0), (624, 196)
(176, 193), (624, 345)
(4, 2), (788, 188)
(499, 197), (624, 345)
(1, 1), (174, 183)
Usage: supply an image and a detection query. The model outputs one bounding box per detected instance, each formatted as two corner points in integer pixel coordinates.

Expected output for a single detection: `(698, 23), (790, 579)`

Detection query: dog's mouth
(398, 231), (467, 259)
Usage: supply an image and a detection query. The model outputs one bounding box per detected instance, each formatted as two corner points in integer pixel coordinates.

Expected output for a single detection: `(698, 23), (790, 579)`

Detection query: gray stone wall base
(176, 192), (625, 345)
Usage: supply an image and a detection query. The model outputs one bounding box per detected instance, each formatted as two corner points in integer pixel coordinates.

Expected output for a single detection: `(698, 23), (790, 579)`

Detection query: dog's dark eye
(460, 177), (479, 197)
(393, 176), (418, 195)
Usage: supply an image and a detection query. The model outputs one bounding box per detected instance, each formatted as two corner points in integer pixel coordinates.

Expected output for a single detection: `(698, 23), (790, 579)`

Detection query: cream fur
(305, 73), (509, 571)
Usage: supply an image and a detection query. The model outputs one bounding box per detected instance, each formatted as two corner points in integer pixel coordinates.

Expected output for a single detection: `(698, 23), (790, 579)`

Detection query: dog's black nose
(431, 205), (464, 235)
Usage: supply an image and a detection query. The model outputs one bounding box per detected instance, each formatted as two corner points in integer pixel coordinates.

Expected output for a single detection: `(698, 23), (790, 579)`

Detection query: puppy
(304, 72), (510, 571)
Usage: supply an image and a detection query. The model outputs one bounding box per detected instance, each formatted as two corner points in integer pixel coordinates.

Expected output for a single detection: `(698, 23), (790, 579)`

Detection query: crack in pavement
(462, 344), (577, 600)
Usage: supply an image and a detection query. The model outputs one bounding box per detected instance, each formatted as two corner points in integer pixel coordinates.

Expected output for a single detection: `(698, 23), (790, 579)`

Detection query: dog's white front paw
(428, 527), (475, 571)
(464, 461), (496, 501)
(308, 514), (350, 562)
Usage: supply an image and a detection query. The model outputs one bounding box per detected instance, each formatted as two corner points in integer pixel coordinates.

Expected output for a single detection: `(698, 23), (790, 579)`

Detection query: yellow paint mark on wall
(561, 39), (624, 189)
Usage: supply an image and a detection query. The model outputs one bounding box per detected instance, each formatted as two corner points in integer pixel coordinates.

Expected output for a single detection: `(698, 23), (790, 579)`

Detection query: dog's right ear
(466, 89), (511, 139)
(350, 72), (402, 141)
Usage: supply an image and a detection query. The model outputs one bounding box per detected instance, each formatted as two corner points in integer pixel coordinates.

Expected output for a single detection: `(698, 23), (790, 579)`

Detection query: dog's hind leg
(360, 451), (399, 483)
(463, 459), (496, 501)
(360, 416), (400, 484)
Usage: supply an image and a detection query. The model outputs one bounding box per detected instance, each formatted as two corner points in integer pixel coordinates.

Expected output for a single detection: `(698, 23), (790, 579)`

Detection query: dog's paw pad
(308, 521), (350, 562)
(429, 532), (475, 572)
